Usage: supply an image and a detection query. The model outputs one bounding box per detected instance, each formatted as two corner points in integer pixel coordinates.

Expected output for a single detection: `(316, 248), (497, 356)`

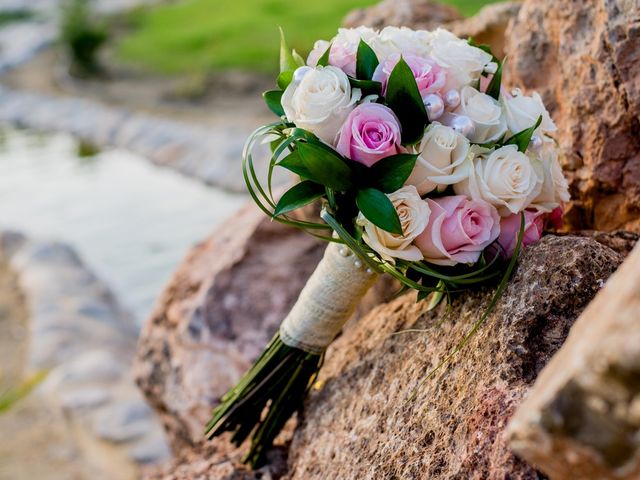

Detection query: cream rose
(372, 26), (432, 59)
(454, 145), (543, 216)
(357, 186), (430, 262)
(530, 139), (570, 212)
(406, 123), (470, 195)
(452, 86), (507, 143)
(429, 28), (493, 90)
(503, 88), (556, 135)
(281, 66), (361, 144)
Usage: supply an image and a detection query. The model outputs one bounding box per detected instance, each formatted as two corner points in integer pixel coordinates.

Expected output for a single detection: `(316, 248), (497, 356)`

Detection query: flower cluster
(258, 26), (569, 278)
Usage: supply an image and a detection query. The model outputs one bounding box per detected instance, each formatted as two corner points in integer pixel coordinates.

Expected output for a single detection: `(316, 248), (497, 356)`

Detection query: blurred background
(0, 0), (497, 478)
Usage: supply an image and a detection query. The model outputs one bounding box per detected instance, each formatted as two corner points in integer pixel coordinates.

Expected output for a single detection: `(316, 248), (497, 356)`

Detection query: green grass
(117, 0), (496, 75)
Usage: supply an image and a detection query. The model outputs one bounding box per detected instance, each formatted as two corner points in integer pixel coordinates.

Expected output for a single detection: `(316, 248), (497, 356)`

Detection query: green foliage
(356, 188), (403, 235)
(355, 39), (378, 80)
(59, 0), (108, 77)
(365, 153), (417, 193)
(273, 180), (324, 216)
(263, 90), (285, 116)
(0, 371), (48, 414)
(0, 10), (32, 26)
(505, 116), (543, 152)
(118, 0), (499, 75)
(385, 57), (428, 145)
(485, 59), (504, 100)
(316, 42), (331, 67)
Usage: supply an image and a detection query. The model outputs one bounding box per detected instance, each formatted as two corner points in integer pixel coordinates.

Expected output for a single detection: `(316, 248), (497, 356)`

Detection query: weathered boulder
(507, 241), (640, 479)
(286, 236), (629, 479)
(504, 0), (640, 232)
(343, 0), (462, 30)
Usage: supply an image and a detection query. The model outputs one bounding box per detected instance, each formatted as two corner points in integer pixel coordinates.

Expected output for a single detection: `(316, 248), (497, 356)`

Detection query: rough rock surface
(343, 0), (462, 30)
(504, 0), (640, 232)
(507, 241), (640, 479)
(286, 236), (626, 479)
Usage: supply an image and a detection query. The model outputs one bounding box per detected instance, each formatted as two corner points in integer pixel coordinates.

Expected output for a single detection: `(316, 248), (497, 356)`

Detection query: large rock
(507, 241), (640, 479)
(504, 0), (640, 232)
(286, 236), (628, 479)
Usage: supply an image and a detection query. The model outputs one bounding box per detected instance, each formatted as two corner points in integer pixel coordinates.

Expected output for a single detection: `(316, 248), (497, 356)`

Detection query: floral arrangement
(206, 26), (570, 467)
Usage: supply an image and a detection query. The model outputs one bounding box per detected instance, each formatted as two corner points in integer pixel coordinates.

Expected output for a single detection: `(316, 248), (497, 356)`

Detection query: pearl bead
(444, 89), (460, 109)
(529, 135), (543, 151)
(339, 247), (350, 257)
(293, 66), (312, 84)
(450, 115), (475, 139)
(484, 62), (498, 74)
(366, 268), (373, 275)
(423, 94), (444, 120)
(354, 260), (363, 269)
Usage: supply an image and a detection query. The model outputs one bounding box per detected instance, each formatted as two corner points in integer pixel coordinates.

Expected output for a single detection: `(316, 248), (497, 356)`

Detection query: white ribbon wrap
(279, 242), (379, 354)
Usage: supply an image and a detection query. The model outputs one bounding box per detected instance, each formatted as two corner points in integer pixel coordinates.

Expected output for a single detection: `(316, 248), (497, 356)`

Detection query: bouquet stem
(205, 243), (377, 467)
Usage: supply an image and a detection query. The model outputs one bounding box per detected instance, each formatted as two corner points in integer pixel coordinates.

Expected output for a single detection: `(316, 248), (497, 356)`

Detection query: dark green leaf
(277, 150), (312, 178)
(356, 39), (379, 80)
(348, 76), (382, 96)
(485, 59), (503, 100)
(273, 180), (325, 217)
(505, 115), (542, 152)
(386, 57), (428, 145)
(297, 141), (353, 191)
(317, 43), (331, 67)
(356, 188), (402, 235)
(263, 90), (284, 117)
(279, 27), (298, 73)
(366, 153), (418, 193)
(276, 70), (293, 90)
(467, 38), (496, 60)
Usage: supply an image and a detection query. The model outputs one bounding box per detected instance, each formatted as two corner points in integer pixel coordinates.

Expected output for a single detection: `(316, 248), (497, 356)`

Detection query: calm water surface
(0, 128), (245, 324)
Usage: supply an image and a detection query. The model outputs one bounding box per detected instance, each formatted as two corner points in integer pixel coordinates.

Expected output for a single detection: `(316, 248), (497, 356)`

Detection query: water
(0, 128), (246, 324)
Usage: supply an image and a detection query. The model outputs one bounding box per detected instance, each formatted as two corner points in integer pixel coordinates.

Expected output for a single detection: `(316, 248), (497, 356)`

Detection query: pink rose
(335, 103), (402, 166)
(308, 40), (357, 77)
(415, 195), (501, 266)
(372, 53), (446, 98)
(497, 210), (544, 258)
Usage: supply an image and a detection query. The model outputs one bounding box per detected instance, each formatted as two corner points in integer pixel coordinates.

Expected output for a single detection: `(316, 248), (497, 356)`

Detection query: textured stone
(504, 0), (640, 232)
(343, 0), (462, 30)
(286, 236), (627, 479)
(507, 242), (640, 479)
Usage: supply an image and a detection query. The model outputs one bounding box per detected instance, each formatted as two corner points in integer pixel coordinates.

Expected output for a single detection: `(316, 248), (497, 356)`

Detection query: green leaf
(356, 39), (379, 80)
(263, 90), (284, 117)
(485, 59), (504, 100)
(348, 77), (382, 96)
(273, 180), (325, 217)
(505, 115), (542, 152)
(292, 49), (305, 67)
(276, 70), (293, 90)
(317, 43), (331, 67)
(297, 141), (353, 191)
(277, 150), (312, 178)
(279, 27), (298, 73)
(467, 38), (496, 60)
(386, 57), (428, 145)
(356, 188), (402, 235)
(366, 153), (418, 193)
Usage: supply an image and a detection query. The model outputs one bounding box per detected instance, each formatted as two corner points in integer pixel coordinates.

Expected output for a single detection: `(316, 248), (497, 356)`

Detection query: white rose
(454, 86), (507, 143)
(406, 123), (470, 195)
(454, 145), (543, 216)
(429, 28), (493, 90)
(281, 66), (361, 144)
(372, 26), (432, 59)
(503, 88), (556, 135)
(357, 186), (430, 263)
(530, 139), (570, 212)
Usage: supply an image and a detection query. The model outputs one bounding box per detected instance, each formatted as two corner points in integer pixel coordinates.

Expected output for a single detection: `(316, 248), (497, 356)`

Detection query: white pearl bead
(484, 62), (498, 74)
(339, 247), (349, 257)
(354, 260), (363, 269)
(366, 268), (373, 275)
(444, 89), (460, 109)
(423, 94), (444, 120)
(450, 115), (475, 139)
(529, 135), (543, 151)
(293, 66), (312, 84)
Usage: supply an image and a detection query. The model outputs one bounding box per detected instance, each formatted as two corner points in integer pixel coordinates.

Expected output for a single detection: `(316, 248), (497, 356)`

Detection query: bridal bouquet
(206, 26), (569, 466)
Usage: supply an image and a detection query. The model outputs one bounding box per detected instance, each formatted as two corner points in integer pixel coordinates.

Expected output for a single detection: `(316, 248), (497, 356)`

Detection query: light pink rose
(414, 195), (500, 266)
(335, 103), (402, 166)
(497, 210), (544, 258)
(372, 53), (446, 98)
(307, 40), (358, 77)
